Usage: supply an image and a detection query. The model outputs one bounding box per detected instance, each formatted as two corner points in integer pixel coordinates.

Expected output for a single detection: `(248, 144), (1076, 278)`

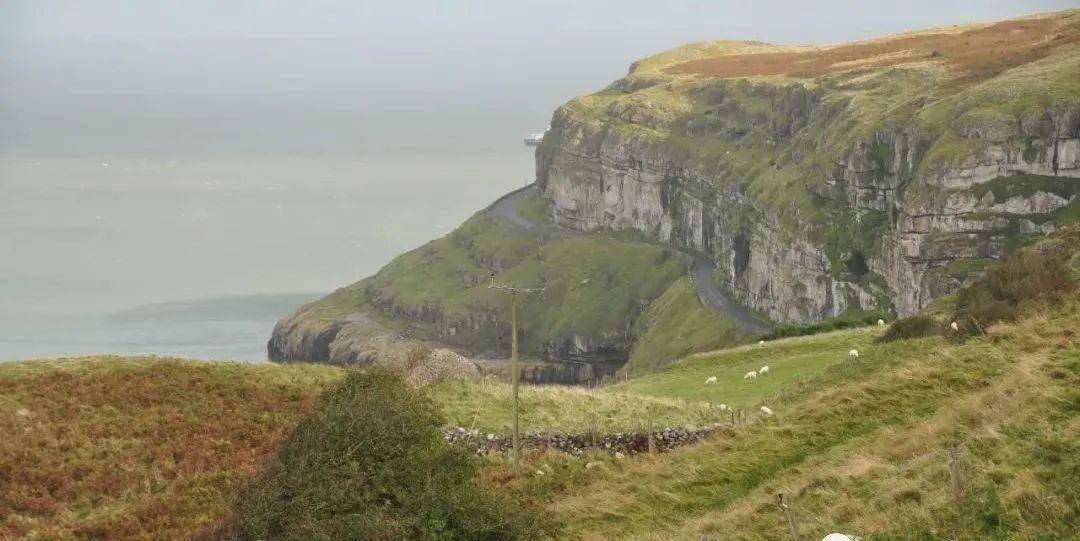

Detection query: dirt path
(487, 184), (770, 332)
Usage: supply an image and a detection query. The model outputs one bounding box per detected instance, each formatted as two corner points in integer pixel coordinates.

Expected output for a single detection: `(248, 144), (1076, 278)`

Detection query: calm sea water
(0, 153), (531, 361)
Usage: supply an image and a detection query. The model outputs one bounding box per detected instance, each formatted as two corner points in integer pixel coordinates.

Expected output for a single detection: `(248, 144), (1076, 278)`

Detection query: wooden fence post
(777, 493), (803, 541)
(948, 445), (963, 503)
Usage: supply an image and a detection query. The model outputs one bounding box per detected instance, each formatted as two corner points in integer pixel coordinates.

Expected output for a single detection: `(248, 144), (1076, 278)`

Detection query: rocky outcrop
(537, 38), (1080, 321)
(269, 307), (482, 383)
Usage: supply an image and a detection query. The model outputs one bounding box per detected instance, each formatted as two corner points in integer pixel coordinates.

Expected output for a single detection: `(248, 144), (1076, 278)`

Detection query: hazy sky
(3, 1), (1078, 360)
(2, 1), (1077, 156)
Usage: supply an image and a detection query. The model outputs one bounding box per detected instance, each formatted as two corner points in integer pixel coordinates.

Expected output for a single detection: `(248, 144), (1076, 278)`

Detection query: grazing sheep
(760, 406), (774, 416)
(744, 370), (758, 380)
(705, 376), (718, 385)
(718, 404), (728, 411)
(758, 340), (765, 346)
(758, 365), (769, 375)
(848, 349), (859, 359)
(877, 318), (885, 326)
(950, 321), (959, 331)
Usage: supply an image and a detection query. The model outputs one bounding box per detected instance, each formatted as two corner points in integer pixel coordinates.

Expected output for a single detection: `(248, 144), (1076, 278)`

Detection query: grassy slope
(4, 292), (1076, 539)
(539, 299), (1080, 540)
(309, 210), (703, 362)
(0, 333), (851, 540)
(0, 355), (779, 540)
(433, 379), (722, 434)
(0, 358), (342, 541)
(625, 278), (742, 375)
(623, 326), (878, 404)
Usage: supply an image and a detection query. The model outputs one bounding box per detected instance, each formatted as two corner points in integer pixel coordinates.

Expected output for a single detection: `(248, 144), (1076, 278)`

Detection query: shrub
(221, 368), (552, 541)
(765, 309), (890, 340)
(876, 315), (939, 343)
(950, 226), (1079, 339)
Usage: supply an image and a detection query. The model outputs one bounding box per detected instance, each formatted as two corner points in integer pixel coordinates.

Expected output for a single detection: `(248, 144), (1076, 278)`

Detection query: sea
(0, 153), (531, 361)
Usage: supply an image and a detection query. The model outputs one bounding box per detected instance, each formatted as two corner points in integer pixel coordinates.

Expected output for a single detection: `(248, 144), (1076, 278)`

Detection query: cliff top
(635, 9), (1079, 84)
(548, 9), (1079, 233)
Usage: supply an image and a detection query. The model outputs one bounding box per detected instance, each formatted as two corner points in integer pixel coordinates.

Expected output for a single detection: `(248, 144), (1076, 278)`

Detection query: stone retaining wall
(443, 424), (730, 455)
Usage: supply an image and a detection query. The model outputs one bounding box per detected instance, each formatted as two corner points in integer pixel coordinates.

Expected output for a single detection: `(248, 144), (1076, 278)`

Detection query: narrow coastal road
(487, 184), (547, 231)
(486, 184), (770, 332)
(689, 254), (771, 332)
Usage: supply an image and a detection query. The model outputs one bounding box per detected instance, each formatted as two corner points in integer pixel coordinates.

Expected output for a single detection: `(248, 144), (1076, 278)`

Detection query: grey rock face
(538, 94), (1079, 321)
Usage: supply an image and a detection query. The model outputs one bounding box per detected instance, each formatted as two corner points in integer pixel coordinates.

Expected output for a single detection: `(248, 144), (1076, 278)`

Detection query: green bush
(951, 230), (1078, 339)
(221, 368), (552, 541)
(765, 309), (890, 340)
(876, 315), (939, 343)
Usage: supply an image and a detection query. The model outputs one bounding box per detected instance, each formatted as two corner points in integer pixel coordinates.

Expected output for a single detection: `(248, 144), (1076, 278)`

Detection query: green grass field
(622, 326), (879, 404)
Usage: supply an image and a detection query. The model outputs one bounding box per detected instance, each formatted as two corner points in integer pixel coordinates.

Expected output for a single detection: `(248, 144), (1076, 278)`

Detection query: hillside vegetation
(0, 358), (341, 541)
(3, 224), (1079, 539)
(221, 368), (550, 541)
(274, 207), (742, 375)
(540, 299), (1079, 540)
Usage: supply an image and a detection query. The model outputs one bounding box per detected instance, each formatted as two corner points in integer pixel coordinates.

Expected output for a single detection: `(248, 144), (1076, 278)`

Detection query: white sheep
(848, 349), (859, 359)
(535, 469), (546, 477)
(758, 340), (765, 346)
(877, 318), (885, 326)
(758, 365), (769, 375)
(744, 370), (758, 380)
(718, 403), (728, 411)
(705, 376), (718, 385)
(950, 321), (959, 331)
(585, 461), (602, 470)
(821, 534), (860, 541)
(614, 451), (625, 460)
(760, 406), (774, 416)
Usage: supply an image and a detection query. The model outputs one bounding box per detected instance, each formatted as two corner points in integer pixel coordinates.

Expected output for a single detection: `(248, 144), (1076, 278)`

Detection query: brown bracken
(664, 15), (1080, 83)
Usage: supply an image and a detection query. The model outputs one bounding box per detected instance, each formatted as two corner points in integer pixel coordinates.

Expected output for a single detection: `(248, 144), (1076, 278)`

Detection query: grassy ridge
(0, 358), (341, 541)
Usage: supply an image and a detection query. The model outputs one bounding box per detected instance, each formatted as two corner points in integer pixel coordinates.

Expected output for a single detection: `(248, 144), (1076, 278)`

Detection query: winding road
(487, 184), (770, 333)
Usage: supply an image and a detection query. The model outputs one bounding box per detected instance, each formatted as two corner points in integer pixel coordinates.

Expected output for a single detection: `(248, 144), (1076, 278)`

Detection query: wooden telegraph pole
(489, 273), (543, 467)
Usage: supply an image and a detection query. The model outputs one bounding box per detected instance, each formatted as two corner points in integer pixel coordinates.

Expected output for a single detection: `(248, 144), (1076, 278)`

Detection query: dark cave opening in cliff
(846, 251), (870, 277)
(733, 232), (751, 276)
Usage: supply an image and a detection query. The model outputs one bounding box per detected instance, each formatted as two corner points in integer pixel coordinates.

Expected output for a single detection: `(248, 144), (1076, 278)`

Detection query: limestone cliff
(270, 11), (1079, 372)
(536, 10), (1080, 322)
